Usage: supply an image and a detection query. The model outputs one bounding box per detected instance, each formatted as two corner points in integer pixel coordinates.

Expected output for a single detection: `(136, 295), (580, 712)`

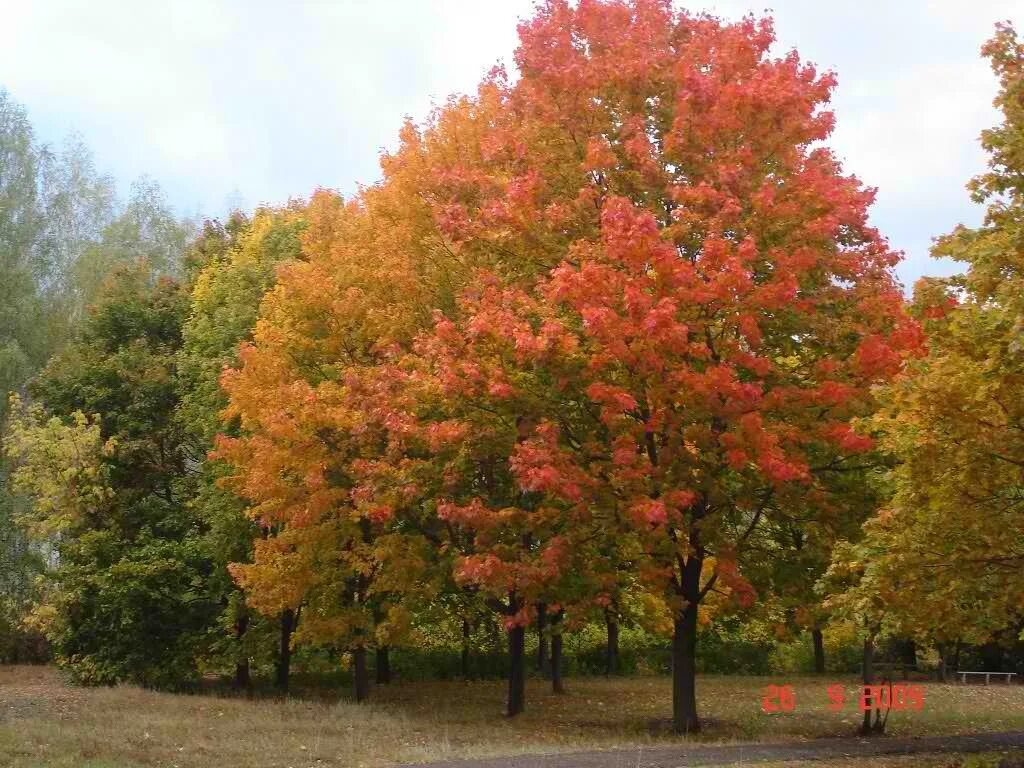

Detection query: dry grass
(3, 665), (1024, 767)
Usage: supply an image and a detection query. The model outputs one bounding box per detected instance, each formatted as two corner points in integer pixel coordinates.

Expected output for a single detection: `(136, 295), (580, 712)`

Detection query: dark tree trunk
(861, 636), (873, 734)
(461, 616), (472, 680)
(904, 639), (918, 668)
(536, 602), (549, 674)
(507, 623), (526, 716)
(274, 608), (295, 693)
(981, 641), (1005, 672)
(671, 599), (700, 733)
(551, 611), (565, 694)
(488, 613), (500, 651)
(376, 646), (391, 685)
(234, 658), (251, 690)
(901, 640), (916, 680)
(812, 628), (826, 674)
(937, 643), (948, 683)
(860, 635), (883, 735)
(889, 637), (917, 675)
(233, 613), (251, 690)
(353, 646), (369, 703)
(605, 610), (619, 676)
(953, 640), (962, 673)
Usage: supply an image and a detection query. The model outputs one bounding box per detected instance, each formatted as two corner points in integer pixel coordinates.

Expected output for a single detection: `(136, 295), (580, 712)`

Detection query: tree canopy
(826, 23), (1024, 649)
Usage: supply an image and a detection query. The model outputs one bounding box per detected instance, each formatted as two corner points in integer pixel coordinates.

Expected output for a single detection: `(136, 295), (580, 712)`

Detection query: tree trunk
(536, 602), (549, 674)
(902, 642), (914, 680)
(488, 613), (500, 651)
(376, 646), (391, 685)
(551, 611), (565, 694)
(937, 643), (948, 683)
(507, 623), (526, 716)
(671, 599), (700, 733)
(889, 638), (917, 676)
(605, 610), (619, 676)
(981, 641), (1004, 672)
(274, 608), (294, 693)
(461, 616), (472, 680)
(904, 639), (918, 668)
(233, 613), (251, 690)
(353, 646), (369, 703)
(234, 658), (251, 690)
(860, 635), (878, 735)
(812, 627), (826, 674)
(953, 640), (962, 673)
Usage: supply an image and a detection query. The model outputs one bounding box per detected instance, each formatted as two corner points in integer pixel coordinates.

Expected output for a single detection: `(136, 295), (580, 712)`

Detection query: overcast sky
(3, 1), (1018, 288)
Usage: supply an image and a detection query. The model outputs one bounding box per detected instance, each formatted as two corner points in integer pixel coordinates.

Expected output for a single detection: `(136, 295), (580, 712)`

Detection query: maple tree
(827, 23), (1024, 672)
(213, 189), (443, 702)
(176, 205), (307, 689)
(338, 0), (918, 731)
(210, 0), (922, 723)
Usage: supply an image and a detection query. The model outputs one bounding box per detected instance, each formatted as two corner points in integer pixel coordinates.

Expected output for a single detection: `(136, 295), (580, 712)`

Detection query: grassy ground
(3, 665), (1024, 767)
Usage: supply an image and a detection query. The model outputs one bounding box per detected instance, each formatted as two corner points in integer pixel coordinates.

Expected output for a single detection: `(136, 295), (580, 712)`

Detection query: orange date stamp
(761, 683), (926, 713)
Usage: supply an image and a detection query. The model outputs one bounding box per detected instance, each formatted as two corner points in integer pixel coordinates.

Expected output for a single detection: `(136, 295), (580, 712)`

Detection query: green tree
(0, 95), (120, 399)
(35, 134), (118, 335)
(7, 264), (217, 686)
(71, 177), (194, 318)
(826, 23), (1024, 732)
(0, 90), (187, 665)
(0, 89), (46, 412)
(0, 90), (57, 661)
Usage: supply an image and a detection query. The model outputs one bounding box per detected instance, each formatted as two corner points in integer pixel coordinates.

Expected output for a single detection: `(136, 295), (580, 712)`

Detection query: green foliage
(694, 619), (776, 676)
(0, 487), (48, 663)
(0, 91), (124, 411)
(769, 627), (864, 675)
(826, 23), (1024, 646)
(0, 90), (193, 666)
(0, 89), (48, 412)
(70, 178), (194, 316)
(31, 267), (190, 527)
(34, 135), (118, 342)
(5, 400), (114, 537)
(566, 623), (672, 676)
(42, 533), (215, 687)
(392, 614), (783, 679)
(6, 264), (216, 686)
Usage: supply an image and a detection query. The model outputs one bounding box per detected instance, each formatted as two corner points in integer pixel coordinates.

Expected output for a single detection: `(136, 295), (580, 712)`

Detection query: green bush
(48, 534), (218, 689)
(0, 606), (49, 664)
(769, 628), (863, 674)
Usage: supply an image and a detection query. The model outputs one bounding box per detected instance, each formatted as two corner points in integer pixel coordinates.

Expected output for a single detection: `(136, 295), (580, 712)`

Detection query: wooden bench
(957, 671), (1018, 684)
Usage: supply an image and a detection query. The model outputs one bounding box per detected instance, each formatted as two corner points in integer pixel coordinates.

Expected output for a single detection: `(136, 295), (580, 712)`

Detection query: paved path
(401, 731), (1024, 768)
